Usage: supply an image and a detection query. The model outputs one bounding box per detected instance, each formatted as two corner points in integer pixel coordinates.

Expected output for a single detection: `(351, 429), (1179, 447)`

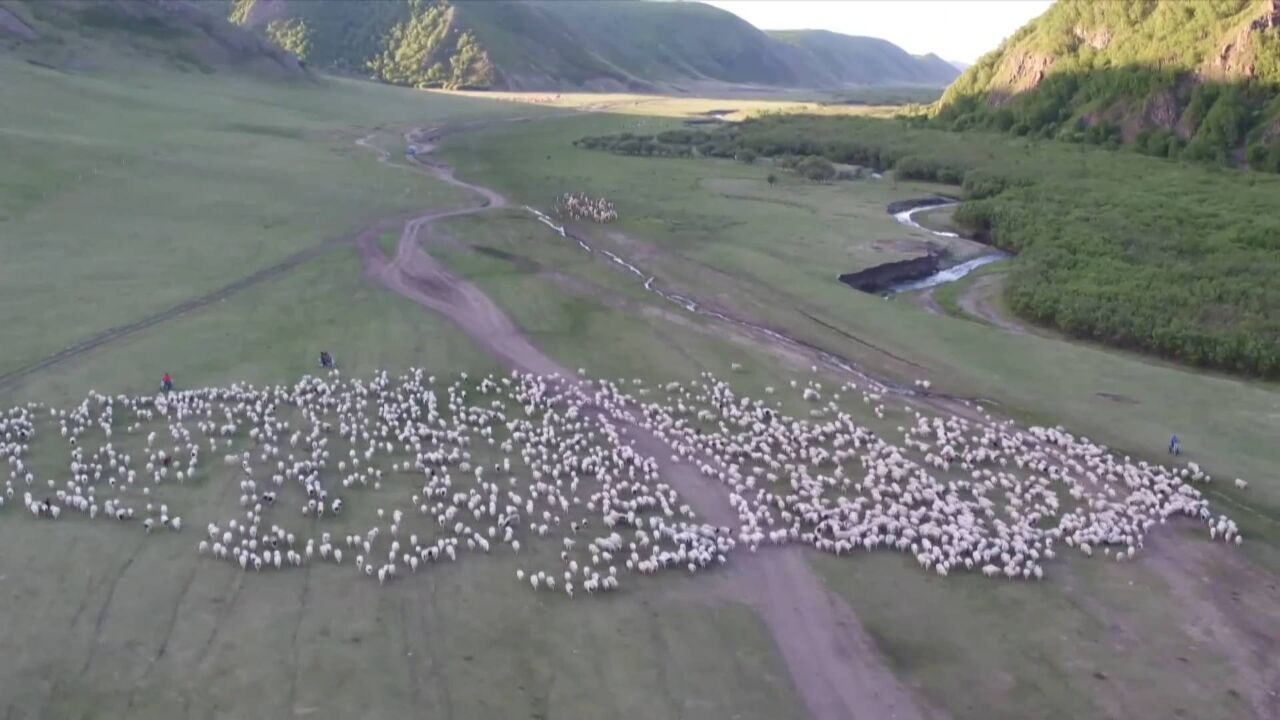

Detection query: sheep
(0, 366), (1244, 603)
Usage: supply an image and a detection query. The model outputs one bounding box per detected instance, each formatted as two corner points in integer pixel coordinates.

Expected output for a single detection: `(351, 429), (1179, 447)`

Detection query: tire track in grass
(0, 217), (413, 393)
(286, 559), (313, 717)
(79, 536), (145, 677)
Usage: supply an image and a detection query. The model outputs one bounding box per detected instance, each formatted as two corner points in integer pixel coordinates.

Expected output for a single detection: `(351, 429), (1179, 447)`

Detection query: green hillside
(226, 0), (958, 91)
(935, 0), (1280, 171)
(1, 0), (306, 78)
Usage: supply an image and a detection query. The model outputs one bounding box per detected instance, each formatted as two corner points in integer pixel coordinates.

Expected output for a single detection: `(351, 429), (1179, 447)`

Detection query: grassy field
(0, 55), (526, 384)
(434, 88), (917, 120)
(2, 35), (1278, 720)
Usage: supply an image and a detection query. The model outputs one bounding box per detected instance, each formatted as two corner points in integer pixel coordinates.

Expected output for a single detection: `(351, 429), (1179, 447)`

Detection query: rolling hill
(769, 30), (959, 87)
(226, 0), (959, 92)
(935, 0), (1280, 170)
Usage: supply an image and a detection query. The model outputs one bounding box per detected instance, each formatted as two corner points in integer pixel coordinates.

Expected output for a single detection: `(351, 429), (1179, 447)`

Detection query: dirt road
(955, 275), (1030, 336)
(354, 125), (940, 720)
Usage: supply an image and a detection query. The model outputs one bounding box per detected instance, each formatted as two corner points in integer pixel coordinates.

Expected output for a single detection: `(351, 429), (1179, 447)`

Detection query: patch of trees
(366, 1), (492, 89)
(228, 0), (491, 89)
(937, 70), (1280, 173)
(574, 133), (695, 158)
(265, 18), (310, 62)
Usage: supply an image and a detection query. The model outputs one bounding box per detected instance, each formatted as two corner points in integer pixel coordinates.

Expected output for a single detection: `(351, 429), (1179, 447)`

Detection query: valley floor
(1, 58), (1277, 720)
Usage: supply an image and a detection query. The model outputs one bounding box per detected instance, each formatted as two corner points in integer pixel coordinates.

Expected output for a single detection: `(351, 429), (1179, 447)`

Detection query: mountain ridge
(227, 0), (959, 91)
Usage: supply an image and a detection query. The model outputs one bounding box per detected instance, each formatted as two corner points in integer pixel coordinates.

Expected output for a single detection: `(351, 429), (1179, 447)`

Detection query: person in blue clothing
(1168, 434), (1181, 455)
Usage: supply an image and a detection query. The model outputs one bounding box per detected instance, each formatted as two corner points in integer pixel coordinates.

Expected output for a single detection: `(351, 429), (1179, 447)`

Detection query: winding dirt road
(354, 125), (940, 720)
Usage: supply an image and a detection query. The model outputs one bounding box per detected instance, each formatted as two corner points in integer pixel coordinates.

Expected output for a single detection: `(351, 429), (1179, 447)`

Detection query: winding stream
(886, 200), (1008, 294)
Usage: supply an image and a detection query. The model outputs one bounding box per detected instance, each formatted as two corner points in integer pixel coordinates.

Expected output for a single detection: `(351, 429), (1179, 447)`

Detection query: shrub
(795, 156), (836, 182)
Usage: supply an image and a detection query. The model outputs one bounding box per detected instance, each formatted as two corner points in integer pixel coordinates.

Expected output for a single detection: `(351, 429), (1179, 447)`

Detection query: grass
(0, 56), (536, 381)
(812, 540), (1257, 720)
(426, 211), (806, 394)
(376, 229), (400, 258)
(435, 89), (913, 120)
(0, 247), (495, 408)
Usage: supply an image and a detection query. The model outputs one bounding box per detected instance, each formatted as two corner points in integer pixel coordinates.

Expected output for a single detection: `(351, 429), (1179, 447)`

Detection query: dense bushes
(795, 156), (836, 182)
(578, 115), (1280, 376)
(892, 155), (966, 184)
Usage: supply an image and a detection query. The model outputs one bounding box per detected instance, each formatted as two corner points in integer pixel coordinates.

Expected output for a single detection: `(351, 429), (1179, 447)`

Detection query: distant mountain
(1, 0), (307, 79)
(226, 0), (958, 91)
(768, 30), (960, 86)
(947, 60), (972, 72)
(935, 0), (1280, 169)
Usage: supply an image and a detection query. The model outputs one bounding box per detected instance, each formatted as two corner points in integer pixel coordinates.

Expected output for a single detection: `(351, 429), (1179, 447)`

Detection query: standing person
(161, 373), (173, 393)
(1168, 434), (1181, 455)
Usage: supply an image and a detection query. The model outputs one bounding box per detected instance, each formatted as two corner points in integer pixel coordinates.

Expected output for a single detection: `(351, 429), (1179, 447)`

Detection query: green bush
(1247, 141), (1280, 172)
(795, 156), (836, 182)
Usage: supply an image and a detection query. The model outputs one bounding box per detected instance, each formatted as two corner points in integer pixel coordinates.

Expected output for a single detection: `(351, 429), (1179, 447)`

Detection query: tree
(265, 18), (311, 62)
(735, 148), (757, 164)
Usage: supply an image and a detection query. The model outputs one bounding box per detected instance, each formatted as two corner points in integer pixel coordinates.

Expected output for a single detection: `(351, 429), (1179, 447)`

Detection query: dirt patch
(1095, 391), (1141, 405)
(956, 274), (1030, 335)
(1143, 533), (1280, 719)
(840, 253), (944, 294)
(914, 287), (946, 317)
(725, 549), (940, 720)
(472, 245), (540, 273)
(870, 238), (941, 255)
(0, 6), (38, 40)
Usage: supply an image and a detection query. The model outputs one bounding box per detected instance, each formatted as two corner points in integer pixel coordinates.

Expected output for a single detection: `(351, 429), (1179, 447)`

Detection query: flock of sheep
(0, 367), (1243, 595)
(555, 192), (618, 224)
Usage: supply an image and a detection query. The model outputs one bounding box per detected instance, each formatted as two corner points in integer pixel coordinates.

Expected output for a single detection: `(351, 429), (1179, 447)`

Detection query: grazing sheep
(1, 367), (1244, 602)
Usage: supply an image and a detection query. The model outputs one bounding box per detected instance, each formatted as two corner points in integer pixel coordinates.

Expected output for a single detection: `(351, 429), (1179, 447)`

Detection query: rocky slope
(935, 0), (1280, 170)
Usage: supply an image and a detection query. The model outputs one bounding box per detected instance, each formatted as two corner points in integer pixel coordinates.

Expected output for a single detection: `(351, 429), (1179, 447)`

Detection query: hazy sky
(699, 1), (1054, 63)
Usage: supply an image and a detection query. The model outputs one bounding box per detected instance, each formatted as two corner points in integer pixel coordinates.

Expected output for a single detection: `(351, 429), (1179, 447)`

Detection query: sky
(699, 1), (1055, 63)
